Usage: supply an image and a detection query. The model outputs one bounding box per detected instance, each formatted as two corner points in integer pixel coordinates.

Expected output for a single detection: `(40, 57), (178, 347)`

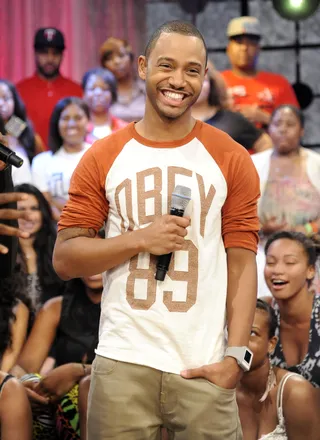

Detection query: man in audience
(221, 16), (299, 127)
(16, 28), (82, 147)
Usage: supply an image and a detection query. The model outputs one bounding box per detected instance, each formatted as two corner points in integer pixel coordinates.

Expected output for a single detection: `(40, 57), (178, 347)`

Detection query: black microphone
(0, 142), (24, 168)
(155, 185), (191, 281)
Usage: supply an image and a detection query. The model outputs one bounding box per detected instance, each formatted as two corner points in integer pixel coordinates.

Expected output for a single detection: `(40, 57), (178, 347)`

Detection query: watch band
(225, 346), (253, 372)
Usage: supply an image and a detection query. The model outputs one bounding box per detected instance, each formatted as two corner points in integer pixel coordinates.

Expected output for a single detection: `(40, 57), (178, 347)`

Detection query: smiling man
(53, 21), (260, 439)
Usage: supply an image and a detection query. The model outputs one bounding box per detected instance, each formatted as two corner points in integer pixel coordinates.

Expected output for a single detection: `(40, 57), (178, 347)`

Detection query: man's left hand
(180, 356), (242, 389)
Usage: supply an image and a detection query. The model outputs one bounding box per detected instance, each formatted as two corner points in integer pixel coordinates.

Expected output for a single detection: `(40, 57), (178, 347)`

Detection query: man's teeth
(163, 91), (184, 101)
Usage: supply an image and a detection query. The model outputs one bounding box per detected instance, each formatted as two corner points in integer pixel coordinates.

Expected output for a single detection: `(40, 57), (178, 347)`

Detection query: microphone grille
(171, 185), (191, 211)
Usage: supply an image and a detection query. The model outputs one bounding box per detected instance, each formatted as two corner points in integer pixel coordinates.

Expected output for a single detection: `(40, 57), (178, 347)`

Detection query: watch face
(244, 350), (252, 364)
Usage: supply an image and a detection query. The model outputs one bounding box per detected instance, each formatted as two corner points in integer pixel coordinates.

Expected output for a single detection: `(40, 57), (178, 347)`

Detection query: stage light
(272, 0), (320, 21)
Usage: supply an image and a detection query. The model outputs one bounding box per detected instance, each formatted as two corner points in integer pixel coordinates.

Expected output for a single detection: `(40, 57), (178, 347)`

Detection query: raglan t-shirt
(58, 121), (260, 374)
(221, 71), (299, 117)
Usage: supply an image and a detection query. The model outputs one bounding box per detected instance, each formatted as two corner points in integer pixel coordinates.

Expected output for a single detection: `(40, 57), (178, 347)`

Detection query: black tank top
(271, 295), (320, 387)
(54, 288), (101, 367)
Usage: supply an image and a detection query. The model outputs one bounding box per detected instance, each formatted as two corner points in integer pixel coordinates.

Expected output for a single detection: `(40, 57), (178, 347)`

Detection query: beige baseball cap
(227, 16), (261, 39)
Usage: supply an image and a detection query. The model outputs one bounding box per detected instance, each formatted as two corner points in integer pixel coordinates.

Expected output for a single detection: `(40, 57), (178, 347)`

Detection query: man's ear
(138, 55), (147, 81)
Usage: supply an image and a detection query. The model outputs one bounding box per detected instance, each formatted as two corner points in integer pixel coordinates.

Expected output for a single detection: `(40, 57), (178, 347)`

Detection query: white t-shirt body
(11, 144), (32, 186)
(31, 143), (91, 198)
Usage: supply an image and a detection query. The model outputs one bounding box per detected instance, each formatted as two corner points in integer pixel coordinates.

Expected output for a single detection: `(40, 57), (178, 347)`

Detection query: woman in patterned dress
(263, 231), (320, 387)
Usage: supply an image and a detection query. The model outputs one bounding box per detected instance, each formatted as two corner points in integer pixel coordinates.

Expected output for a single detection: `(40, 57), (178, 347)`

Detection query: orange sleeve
(57, 142), (109, 232)
(58, 126), (133, 232)
(275, 75), (299, 108)
(221, 147), (260, 253)
(198, 123), (260, 253)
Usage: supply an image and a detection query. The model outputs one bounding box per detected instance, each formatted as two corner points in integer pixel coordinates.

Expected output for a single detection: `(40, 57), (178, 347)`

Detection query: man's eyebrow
(157, 57), (175, 63)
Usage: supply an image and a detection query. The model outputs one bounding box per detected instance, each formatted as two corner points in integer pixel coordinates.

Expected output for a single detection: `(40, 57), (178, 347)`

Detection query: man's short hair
(144, 20), (208, 66)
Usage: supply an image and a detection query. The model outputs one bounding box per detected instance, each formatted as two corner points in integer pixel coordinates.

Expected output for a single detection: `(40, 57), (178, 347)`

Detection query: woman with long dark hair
(0, 79), (44, 161)
(31, 97), (90, 220)
(15, 273), (102, 440)
(14, 183), (65, 311)
(0, 272), (29, 372)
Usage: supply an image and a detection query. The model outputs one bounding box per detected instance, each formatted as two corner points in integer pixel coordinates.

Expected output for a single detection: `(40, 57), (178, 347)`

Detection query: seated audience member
(0, 80), (44, 160)
(252, 105), (320, 296)
(14, 273), (102, 440)
(0, 371), (32, 440)
(264, 232), (320, 387)
(99, 37), (145, 122)
(221, 17), (299, 128)
(82, 67), (127, 142)
(237, 299), (318, 440)
(0, 111), (32, 186)
(192, 69), (272, 153)
(0, 129), (32, 276)
(17, 28), (82, 147)
(0, 276), (29, 372)
(31, 97), (90, 221)
(14, 184), (65, 313)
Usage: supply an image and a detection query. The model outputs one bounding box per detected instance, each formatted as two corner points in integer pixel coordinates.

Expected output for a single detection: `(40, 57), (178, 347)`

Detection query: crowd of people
(0, 14), (319, 440)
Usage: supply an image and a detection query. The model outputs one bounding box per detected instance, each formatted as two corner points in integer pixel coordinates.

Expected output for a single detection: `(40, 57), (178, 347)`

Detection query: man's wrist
(222, 356), (243, 380)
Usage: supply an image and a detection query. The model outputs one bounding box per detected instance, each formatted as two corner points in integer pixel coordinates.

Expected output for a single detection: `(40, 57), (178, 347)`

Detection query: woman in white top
(32, 97), (90, 221)
(237, 299), (318, 440)
(252, 105), (320, 296)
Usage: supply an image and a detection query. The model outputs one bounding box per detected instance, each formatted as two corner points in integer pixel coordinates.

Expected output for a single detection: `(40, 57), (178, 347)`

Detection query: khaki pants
(87, 356), (242, 440)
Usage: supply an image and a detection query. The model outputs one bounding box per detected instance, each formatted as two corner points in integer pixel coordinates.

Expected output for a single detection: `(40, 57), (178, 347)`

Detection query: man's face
(138, 32), (207, 120)
(35, 47), (63, 79)
(227, 35), (260, 70)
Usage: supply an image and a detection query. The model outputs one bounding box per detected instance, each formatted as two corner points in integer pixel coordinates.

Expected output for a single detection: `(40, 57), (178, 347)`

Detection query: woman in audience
(237, 299), (318, 439)
(0, 80), (44, 161)
(0, 111), (32, 186)
(82, 67), (127, 142)
(0, 275), (29, 372)
(263, 231), (320, 387)
(14, 183), (65, 313)
(0, 371), (32, 439)
(252, 105), (320, 296)
(99, 37), (145, 122)
(15, 272), (102, 439)
(31, 97), (90, 221)
(192, 68), (272, 153)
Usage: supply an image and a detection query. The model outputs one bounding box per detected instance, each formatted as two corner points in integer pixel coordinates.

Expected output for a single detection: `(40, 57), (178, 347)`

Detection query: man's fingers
(0, 223), (30, 238)
(167, 215), (190, 228)
(180, 366), (206, 379)
(0, 244), (9, 254)
(0, 208), (30, 221)
(0, 192), (29, 205)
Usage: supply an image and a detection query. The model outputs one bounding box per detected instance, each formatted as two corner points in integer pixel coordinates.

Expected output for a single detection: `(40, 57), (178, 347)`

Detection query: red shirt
(17, 73), (83, 148)
(221, 70), (299, 115)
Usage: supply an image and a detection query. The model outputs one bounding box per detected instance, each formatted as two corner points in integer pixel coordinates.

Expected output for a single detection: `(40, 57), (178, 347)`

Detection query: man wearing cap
(17, 28), (82, 148)
(221, 16), (299, 127)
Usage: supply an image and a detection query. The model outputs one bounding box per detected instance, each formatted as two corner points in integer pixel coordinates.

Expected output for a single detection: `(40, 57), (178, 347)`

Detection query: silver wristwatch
(225, 346), (253, 372)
